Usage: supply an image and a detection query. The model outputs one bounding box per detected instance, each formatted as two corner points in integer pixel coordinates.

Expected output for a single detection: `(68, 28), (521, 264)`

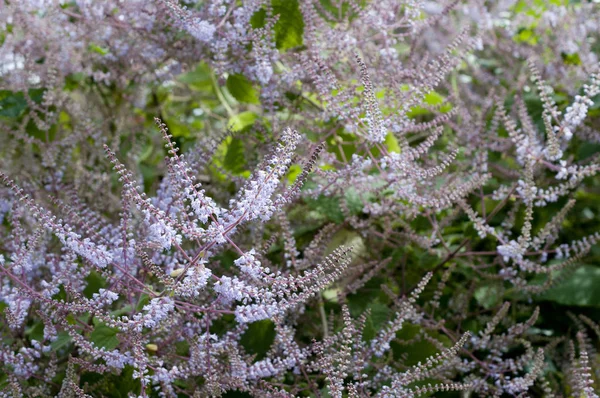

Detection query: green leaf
(79, 365), (141, 398)
(347, 276), (388, 318)
(540, 265), (600, 307)
(424, 91), (445, 106)
(226, 74), (259, 104)
(474, 283), (503, 310)
(240, 320), (276, 360)
(286, 164), (302, 185)
(25, 321), (44, 342)
(344, 188), (366, 216)
(305, 195), (344, 224)
(51, 332), (72, 351)
(176, 340), (190, 356)
(89, 43), (109, 55)
(228, 111), (257, 131)
(385, 132), (401, 153)
(0, 90), (27, 118)
(52, 284), (67, 301)
(223, 137), (247, 174)
(136, 293), (150, 312)
(407, 90), (452, 117)
(163, 117), (191, 138)
(91, 323), (120, 350)
(272, 0), (304, 50)
(83, 270), (107, 299)
(178, 63), (213, 92)
(138, 143), (154, 162)
(561, 52), (582, 66)
(251, 0), (304, 51)
(577, 143), (600, 161)
(362, 301), (389, 341)
(325, 229), (365, 261)
(250, 8), (266, 29)
(514, 27), (538, 45)
(392, 325), (452, 364)
(64, 72), (86, 91)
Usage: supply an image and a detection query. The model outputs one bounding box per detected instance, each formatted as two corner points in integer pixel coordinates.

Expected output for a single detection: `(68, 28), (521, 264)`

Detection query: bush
(1, 1), (599, 397)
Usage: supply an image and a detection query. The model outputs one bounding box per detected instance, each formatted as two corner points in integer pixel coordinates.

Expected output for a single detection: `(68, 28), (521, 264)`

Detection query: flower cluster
(0, 0), (599, 397)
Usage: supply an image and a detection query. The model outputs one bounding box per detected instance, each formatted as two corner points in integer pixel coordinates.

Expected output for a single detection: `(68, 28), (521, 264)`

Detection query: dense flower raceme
(1, 0), (600, 397)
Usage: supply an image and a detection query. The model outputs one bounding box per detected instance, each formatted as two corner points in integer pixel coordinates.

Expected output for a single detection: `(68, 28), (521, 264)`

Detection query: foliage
(1, 0), (600, 397)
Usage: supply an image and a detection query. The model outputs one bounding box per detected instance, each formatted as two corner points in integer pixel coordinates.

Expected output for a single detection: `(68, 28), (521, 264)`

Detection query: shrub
(1, 1), (600, 397)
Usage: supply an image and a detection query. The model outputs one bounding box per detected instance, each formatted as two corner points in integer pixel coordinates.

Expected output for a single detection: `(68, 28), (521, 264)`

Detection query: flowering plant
(1, 0), (600, 397)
